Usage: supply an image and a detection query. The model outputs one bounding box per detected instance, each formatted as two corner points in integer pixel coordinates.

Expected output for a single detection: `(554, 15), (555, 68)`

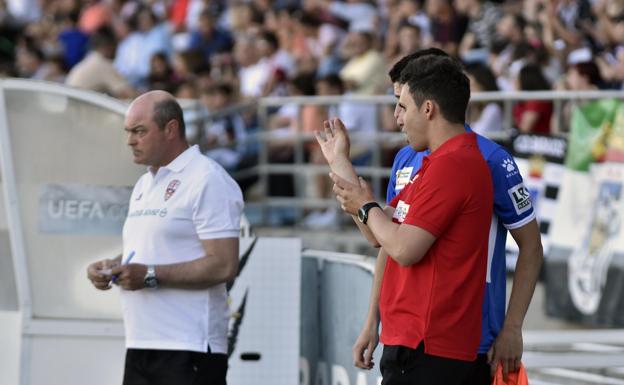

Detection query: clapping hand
(314, 118), (351, 166)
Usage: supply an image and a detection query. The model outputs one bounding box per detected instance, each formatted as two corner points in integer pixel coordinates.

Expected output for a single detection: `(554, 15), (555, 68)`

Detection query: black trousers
(122, 347), (228, 385)
(380, 343), (477, 385)
(469, 354), (492, 385)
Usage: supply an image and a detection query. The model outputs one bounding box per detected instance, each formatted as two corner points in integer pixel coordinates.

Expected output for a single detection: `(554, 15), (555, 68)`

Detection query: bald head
(124, 90), (189, 167)
(127, 90), (186, 139)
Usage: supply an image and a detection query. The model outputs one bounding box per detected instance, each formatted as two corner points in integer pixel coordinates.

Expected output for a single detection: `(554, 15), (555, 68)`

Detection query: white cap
(567, 47), (593, 65)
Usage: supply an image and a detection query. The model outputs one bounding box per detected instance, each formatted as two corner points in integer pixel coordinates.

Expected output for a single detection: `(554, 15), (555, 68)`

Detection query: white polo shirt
(121, 145), (243, 353)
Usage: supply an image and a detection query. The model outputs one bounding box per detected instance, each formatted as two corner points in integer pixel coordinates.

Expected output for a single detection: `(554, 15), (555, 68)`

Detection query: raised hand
(314, 118), (351, 166)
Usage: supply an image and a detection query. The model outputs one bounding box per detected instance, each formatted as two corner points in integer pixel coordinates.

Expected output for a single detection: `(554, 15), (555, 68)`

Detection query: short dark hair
(259, 30), (279, 51)
(572, 61), (603, 87)
(388, 47), (449, 83)
(465, 62), (499, 91)
(317, 74), (344, 93)
(399, 55), (470, 124)
(518, 64), (551, 91)
(290, 72), (317, 96)
(90, 26), (116, 50)
(512, 13), (527, 32)
(153, 99), (186, 138)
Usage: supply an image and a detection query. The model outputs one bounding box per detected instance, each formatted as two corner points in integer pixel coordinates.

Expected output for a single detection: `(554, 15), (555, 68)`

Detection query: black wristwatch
(357, 202), (381, 224)
(144, 265), (158, 289)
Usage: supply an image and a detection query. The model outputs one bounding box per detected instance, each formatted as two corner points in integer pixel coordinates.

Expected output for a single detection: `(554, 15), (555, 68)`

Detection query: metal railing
(213, 90), (624, 226)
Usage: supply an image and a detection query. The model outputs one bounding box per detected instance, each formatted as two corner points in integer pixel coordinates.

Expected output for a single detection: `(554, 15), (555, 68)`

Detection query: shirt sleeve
(401, 157), (469, 237)
(489, 148), (536, 229)
(387, 158), (400, 204)
(192, 170), (244, 239)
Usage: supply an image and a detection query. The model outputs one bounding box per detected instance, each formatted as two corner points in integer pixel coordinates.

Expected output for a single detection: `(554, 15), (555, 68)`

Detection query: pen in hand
(112, 251), (135, 284)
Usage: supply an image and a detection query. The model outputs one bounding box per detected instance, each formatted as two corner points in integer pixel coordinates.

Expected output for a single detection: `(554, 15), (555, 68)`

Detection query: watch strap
(359, 202), (381, 224)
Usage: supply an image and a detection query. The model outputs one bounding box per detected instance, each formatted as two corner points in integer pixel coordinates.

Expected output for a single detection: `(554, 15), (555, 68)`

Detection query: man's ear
(423, 100), (435, 120)
(165, 119), (179, 138)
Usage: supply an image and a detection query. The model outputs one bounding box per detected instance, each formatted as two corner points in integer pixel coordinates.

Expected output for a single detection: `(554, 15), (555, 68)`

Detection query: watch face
(357, 207), (366, 223)
(145, 276), (158, 288)
(144, 267), (158, 288)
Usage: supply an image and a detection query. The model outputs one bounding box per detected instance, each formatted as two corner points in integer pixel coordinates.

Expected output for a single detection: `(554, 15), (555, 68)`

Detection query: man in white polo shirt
(87, 90), (243, 385)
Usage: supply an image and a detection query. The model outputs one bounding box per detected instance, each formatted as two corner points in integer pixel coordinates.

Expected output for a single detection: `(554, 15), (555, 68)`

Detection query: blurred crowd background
(1, 0), (623, 226)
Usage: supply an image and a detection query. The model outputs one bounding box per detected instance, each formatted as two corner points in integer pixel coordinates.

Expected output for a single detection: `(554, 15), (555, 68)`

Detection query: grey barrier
(300, 250), (624, 385)
(301, 250), (382, 385)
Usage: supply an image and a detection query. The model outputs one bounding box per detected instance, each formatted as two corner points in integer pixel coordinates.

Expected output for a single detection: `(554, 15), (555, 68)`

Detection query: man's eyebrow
(124, 125), (145, 132)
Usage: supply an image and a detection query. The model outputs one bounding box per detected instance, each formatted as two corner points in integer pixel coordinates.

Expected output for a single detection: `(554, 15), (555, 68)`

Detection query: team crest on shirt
(393, 200), (410, 223)
(164, 180), (181, 201)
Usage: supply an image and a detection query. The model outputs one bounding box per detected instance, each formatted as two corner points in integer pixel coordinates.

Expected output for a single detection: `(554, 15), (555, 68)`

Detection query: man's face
(124, 101), (168, 166)
(397, 84), (428, 150)
(393, 82), (403, 121)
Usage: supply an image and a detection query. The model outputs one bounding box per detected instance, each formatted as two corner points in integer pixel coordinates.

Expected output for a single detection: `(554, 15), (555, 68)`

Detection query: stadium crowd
(1, 0), (623, 225)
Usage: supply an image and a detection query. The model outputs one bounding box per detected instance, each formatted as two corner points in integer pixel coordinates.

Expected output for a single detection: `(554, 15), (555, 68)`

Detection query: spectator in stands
(209, 50), (238, 86)
(555, 57), (606, 133)
(593, 1), (624, 88)
(541, 0), (595, 51)
(565, 59), (604, 91)
(307, 0), (378, 33)
(267, 73), (323, 162)
(398, 0), (432, 44)
(200, 82), (248, 172)
(15, 41), (45, 79)
(114, 6), (172, 89)
(427, 0), (467, 56)
(234, 33), (271, 98)
(66, 26), (135, 98)
(227, 2), (264, 34)
(257, 29), (296, 97)
(513, 64), (553, 134)
(171, 49), (203, 84)
(387, 21), (422, 69)
(57, 11), (89, 70)
(175, 79), (198, 99)
(189, 9), (234, 63)
(466, 62), (504, 135)
(147, 52), (177, 93)
(455, 0), (502, 62)
(490, 13), (528, 91)
(290, 11), (324, 74)
(264, 73), (321, 197)
(339, 30), (387, 95)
